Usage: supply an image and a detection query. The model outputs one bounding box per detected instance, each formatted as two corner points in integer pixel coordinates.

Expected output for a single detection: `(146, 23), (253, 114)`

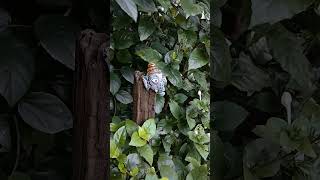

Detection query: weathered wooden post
(73, 29), (109, 180)
(133, 71), (156, 125)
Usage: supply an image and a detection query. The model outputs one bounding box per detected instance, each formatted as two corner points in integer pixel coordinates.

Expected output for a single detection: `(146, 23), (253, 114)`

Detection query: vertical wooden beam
(73, 29), (109, 180)
(133, 71), (156, 125)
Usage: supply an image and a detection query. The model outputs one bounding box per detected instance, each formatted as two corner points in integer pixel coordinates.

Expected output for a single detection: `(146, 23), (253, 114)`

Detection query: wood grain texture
(73, 29), (109, 180)
(133, 71), (156, 125)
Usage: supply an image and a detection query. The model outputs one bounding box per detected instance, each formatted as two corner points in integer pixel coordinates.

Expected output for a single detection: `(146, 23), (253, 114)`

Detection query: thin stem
(10, 116), (20, 176)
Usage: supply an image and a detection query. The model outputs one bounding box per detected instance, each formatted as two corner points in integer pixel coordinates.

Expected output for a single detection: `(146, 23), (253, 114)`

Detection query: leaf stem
(10, 116), (20, 176)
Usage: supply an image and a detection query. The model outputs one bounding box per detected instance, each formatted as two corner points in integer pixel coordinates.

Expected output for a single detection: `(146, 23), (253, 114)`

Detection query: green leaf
(133, 0), (157, 12)
(250, 0), (315, 28)
(194, 143), (209, 160)
(297, 137), (316, 158)
(267, 24), (314, 90)
(126, 153), (141, 171)
(120, 66), (134, 84)
(181, 0), (203, 18)
(116, 49), (132, 64)
(138, 16), (156, 41)
(178, 29), (197, 49)
(159, 165), (179, 180)
(145, 167), (158, 180)
(141, 118), (157, 140)
(137, 144), (154, 165)
(155, 94), (165, 114)
(138, 126), (149, 140)
(231, 52), (271, 96)
(18, 92), (73, 134)
(110, 72), (121, 95)
(253, 117), (287, 144)
(213, 101), (249, 131)
(192, 70), (208, 90)
(129, 131), (147, 147)
(113, 30), (138, 49)
(169, 100), (185, 120)
(174, 93), (188, 104)
(161, 66), (183, 87)
(125, 119), (139, 136)
(110, 138), (121, 158)
(188, 48), (209, 70)
(115, 0), (138, 22)
(244, 138), (280, 171)
(188, 125), (209, 144)
(135, 47), (162, 63)
(114, 126), (127, 147)
(212, 27), (231, 85)
(186, 165), (207, 180)
(156, 0), (172, 12)
(115, 90), (133, 104)
(0, 32), (35, 107)
(34, 15), (80, 70)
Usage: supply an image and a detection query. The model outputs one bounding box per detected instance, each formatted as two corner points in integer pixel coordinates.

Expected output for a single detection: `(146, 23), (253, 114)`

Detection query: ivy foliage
(109, 0), (210, 179)
(213, 0), (320, 179)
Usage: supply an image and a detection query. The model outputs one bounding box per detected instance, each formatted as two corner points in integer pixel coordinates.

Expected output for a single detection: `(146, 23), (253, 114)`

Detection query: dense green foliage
(213, 0), (320, 179)
(109, 0), (210, 179)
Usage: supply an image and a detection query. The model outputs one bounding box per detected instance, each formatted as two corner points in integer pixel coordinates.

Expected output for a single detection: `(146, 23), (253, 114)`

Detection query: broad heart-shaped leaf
(135, 47), (162, 63)
(137, 144), (154, 165)
(114, 126), (127, 147)
(0, 31), (35, 107)
(138, 16), (156, 41)
(110, 72), (121, 95)
(231, 53), (271, 96)
(0, 8), (11, 32)
(178, 29), (197, 49)
(160, 65), (183, 87)
(129, 131), (147, 147)
(110, 138), (121, 158)
(113, 30), (139, 50)
(169, 100), (185, 120)
(250, 0), (314, 28)
(159, 165), (179, 180)
(244, 138), (280, 170)
(194, 143), (209, 160)
(156, 0), (172, 12)
(253, 117), (287, 144)
(116, 49), (132, 64)
(140, 118), (156, 141)
(174, 93), (188, 104)
(181, 0), (203, 18)
(186, 165), (207, 180)
(133, 0), (157, 12)
(213, 101), (249, 131)
(125, 119), (139, 136)
(0, 114), (11, 152)
(188, 48), (209, 70)
(18, 92), (73, 134)
(34, 15), (80, 70)
(120, 66), (134, 84)
(155, 94), (165, 114)
(212, 27), (231, 84)
(115, 90), (133, 104)
(115, 0), (138, 22)
(267, 24), (314, 90)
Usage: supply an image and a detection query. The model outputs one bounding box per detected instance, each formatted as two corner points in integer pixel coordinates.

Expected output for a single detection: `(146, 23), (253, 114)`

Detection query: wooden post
(73, 29), (109, 180)
(133, 71), (156, 125)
